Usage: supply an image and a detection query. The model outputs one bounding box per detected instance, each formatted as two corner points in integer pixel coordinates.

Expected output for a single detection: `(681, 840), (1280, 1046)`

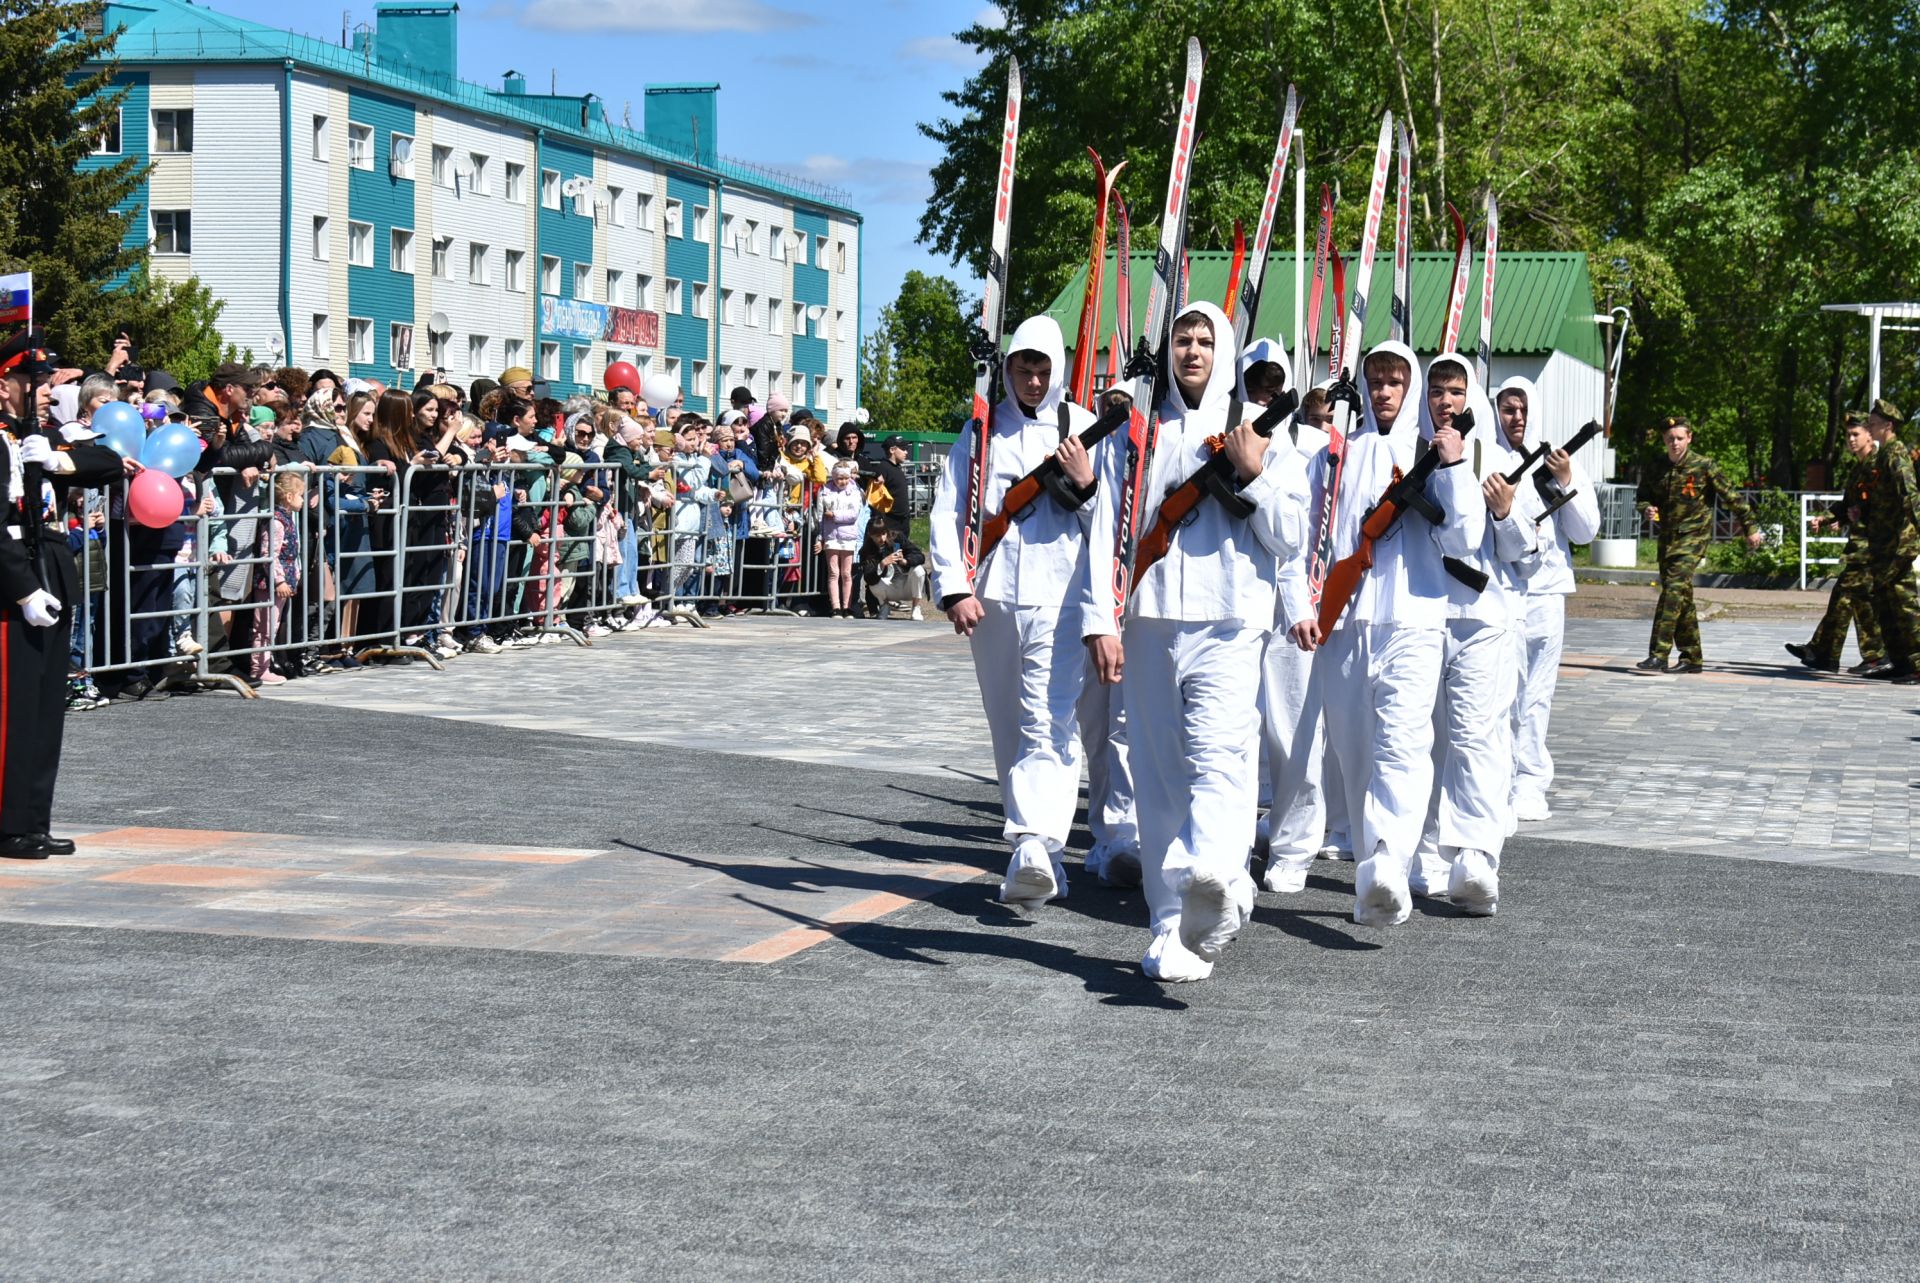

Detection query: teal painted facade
(789, 208), (828, 414)
(75, 72), (151, 278)
(536, 133), (594, 395)
(346, 86), (416, 381)
(665, 170), (713, 412)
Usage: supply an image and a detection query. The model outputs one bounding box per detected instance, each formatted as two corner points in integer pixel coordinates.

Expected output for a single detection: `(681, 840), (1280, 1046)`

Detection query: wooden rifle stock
(1127, 389), (1300, 591)
(976, 400), (1133, 564)
(1314, 444), (1446, 635)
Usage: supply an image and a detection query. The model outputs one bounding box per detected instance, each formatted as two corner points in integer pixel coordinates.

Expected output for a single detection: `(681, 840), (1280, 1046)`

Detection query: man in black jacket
(0, 342), (127, 858)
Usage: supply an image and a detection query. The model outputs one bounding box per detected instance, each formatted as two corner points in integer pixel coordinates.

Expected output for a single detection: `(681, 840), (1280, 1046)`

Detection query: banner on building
(605, 306), (661, 349)
(541, 295), (609, 342)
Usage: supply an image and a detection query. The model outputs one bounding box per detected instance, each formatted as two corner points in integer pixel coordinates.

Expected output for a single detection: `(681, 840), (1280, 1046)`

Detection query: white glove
(18, 589), (62, 628)
(16, 434), (54, 467)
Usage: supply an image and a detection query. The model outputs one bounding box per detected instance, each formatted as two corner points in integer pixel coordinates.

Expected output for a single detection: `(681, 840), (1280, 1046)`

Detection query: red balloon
(128, 468), (185, 530)
(603, 361), (641, 396)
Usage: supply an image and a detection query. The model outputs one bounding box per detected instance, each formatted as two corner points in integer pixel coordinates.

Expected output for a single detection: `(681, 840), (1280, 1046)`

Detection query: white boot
(1260, 856), (1309, 894)
(1353, 851), (1412, 928)
(1141, 924), (1214, 983)
(1100, 847), (1143, 888)
(1177, 868), (1252, 962)
(1447, 849), (1499, 916)
(1511, 794), (1551, 822)
(999, 836), (1057, 909)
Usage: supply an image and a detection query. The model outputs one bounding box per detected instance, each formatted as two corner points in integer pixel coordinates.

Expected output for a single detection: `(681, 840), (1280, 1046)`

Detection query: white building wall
(188, 68), (282, 358)
(718, 187), (787, 405)
(601, 153), (663, 378)
(146, 69), (194, 286)
(416, 107), (537, 384)
(287, 74), (336, 370)
(827, 214), (860, 415)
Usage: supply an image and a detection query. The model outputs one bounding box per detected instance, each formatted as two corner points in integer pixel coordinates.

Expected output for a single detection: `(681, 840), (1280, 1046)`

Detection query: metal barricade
(1798, 492), (1844, 590)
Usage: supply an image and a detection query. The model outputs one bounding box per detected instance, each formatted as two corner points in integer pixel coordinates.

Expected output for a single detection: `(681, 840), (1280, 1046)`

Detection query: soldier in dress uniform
(1632, 416), (1764, 674)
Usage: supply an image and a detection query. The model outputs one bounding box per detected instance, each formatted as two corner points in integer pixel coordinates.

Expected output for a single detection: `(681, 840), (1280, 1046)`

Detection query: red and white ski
(1390, 120), (1412, 344)
(1228, 82), (1299, 353)
(1069, 147), (1127, 407)
(1302, 183), (1333, 386)
(1111, 36), (1204, 617)
(1476, 191), (1499, 387)
(1441, 201), (1472, 355)
(960, 55), (1023, 589)
(1307, 111), (1395, 605)
(1113, 194), (1133, 363)
(1223, 220), (1246, 321)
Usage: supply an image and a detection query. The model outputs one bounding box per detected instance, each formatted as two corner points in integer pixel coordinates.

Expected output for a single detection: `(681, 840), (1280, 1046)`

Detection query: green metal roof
(81, 0), (859, 216)
(1043, 250), (1601, 367)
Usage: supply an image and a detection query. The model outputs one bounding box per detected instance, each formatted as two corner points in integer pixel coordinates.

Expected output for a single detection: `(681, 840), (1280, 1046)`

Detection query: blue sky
(202, 0), (994, 332)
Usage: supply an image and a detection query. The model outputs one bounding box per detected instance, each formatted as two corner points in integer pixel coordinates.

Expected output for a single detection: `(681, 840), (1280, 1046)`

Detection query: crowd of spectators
(23, 342), (929, 709)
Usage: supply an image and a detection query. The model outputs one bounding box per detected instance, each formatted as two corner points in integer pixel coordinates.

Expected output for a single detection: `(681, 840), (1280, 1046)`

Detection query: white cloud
(973, 5), (1005, 29)
(899, 34), (985, 68)
(515, 0), (815, 35)
(782, 153), (930, 206)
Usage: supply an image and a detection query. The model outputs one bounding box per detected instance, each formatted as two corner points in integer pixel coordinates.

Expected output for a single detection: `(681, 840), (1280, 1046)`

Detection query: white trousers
(1510, 593), (1565, 806)
(1323, 622), (1444, 880)
(1414, 619), (1517, 886)
(1260, 631), (1329, 877)
(1123, 618), (1264, 932)
(1076, 673), (1138, 855)
(866, 564), (927, 609)
(970, 599), (1086, 850)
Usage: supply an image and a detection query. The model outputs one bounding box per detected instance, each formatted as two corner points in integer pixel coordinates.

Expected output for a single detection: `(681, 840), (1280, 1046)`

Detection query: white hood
(1494, 375), (1542, 453)
(1419, 351), (1502, 479)
(1357, 338), (1424, 439)
(1236, 335), (1293, 402)
(1003, 313), (1067, 417)
(1164, 300), (1238, 416)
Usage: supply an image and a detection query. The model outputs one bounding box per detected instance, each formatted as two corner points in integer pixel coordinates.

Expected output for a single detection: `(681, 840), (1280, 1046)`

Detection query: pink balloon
(603, 360), (641, 396)
(127, 468), (185, 529)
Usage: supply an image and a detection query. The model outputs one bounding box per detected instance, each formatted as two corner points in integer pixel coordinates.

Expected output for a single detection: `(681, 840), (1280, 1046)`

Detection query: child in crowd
(670, 417), (720, 599)
(813, 458), (867, 618)
(254, 471), (306, 686)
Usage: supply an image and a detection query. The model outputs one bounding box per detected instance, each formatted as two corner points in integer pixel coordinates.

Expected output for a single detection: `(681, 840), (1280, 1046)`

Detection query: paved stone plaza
(5, 612), (1918, 1279)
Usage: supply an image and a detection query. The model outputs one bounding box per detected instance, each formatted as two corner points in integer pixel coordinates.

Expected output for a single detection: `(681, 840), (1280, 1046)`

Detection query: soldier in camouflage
(1861, 398), (1920, 684)
(1633, 416), (1764, 673)
(1787, 413), (1886, 674)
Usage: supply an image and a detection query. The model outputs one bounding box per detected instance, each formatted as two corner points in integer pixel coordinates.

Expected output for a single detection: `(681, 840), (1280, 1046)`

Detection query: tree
(0, 0), (231, 375)
(860, 271), (976, 433)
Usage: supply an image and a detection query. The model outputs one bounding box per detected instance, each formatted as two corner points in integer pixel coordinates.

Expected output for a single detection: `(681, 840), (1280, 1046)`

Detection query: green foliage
(919, 0), (1920, 485)
(0, 0), (229, 375)
(860, 271), (977, 434)
(1704, 490), (1805, 575)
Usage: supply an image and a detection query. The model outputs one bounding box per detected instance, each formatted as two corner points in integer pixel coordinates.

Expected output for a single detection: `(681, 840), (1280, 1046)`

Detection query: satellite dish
(429, 312), (450, 335)
(808, 306), (827, 322)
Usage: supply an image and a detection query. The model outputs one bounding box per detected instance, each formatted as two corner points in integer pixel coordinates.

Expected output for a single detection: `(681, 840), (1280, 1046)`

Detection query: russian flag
(0, 272), (31, 327)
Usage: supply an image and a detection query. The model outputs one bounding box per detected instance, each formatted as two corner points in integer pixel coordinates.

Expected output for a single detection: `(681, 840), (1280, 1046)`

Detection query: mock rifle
(1526, 420), (1605, 522)
(1128, 386), (1302, 590)
(975, 397), (1134, 564)
(1314, 407), (1474, 635)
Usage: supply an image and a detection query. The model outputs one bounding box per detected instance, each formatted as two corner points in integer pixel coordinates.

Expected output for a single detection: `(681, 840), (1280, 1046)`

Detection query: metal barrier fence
(1798, 492), (1846, 590)
(64, 454), (921, 700)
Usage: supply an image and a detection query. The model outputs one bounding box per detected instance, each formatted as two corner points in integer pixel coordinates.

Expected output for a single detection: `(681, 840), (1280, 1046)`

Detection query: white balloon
(642, 373), (680, 411)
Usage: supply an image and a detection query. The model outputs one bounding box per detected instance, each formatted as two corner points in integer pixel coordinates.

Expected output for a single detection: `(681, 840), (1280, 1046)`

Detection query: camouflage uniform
(1862, 437), (1920, 672)
(1635, 449), (1755, 665)
(1806, 457), (1884, 667)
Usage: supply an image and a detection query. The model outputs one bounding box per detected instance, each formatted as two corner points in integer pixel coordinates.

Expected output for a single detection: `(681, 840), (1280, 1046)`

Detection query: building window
(470, 242), (492, 286)
(151, 209), (190, 254)
(348, 317), (372, 364)
(836, 241), (848, 273)
(432, 236), (451, 279)
(720, 288), (735, 326)
(573, 183), (592, 219)
(664, 198), (683, 238)
(835, 309), (849, 341)
(768, 295), (783, 336)
(347, 122), (372, 169)
(310, 114), (327, 161)
(468, 152), (489, 195)
(389, 133), (414, 180)
(637, 274), (653, 309)
(503, 337), (524, 370)
(429, 329), (449, 369)
(664, 356), (681, 388)
(745, 219), (760, 255)
(636, 192), (653, 229)
(769, 224), (785, 261)
(793, 302), (807, 335)
(152, 108), (193, 153)
(692, 283), (709, 319)
(815, 235), (829, 266)
(539, 341), (559, 381)
(312, 215), (329, 261)
(609, 186), (626, 226)
(503, 249), (524, 292)
(573, 262), (591, 300)
(745, 292), (759, 328)
(540, 169), (560, 209)
(665, 277), (683, 313)
(390, 228), (415, 275)
(607, 269), (625, 307)
(431, 145), (452, 187)
(691, 205), (710, 243)
(540, 255), (560, 295)
(348, 221), (372, 267)
(786, 372), (801, 407)
(834, 377), (847, 410)
(817, 375), (829, 409)
(721, 213), (735, 249)
(768, 368), (782, 402)
(572, 346), (590, 385)
(469, 334), (489, 374)
(504, 161), (525, 202)
(312, 314), (330, 360)
(693, 360), (709, 399)
(743, 367), (758, 399)
(93, 109), (122, 155)
(391, 322), (414, 371)
(719, 364), (733, 395)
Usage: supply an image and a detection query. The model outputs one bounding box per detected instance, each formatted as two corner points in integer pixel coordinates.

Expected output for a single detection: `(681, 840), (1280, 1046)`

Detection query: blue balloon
(139, 421), (204, 479)
(93, 400), (145, 459)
